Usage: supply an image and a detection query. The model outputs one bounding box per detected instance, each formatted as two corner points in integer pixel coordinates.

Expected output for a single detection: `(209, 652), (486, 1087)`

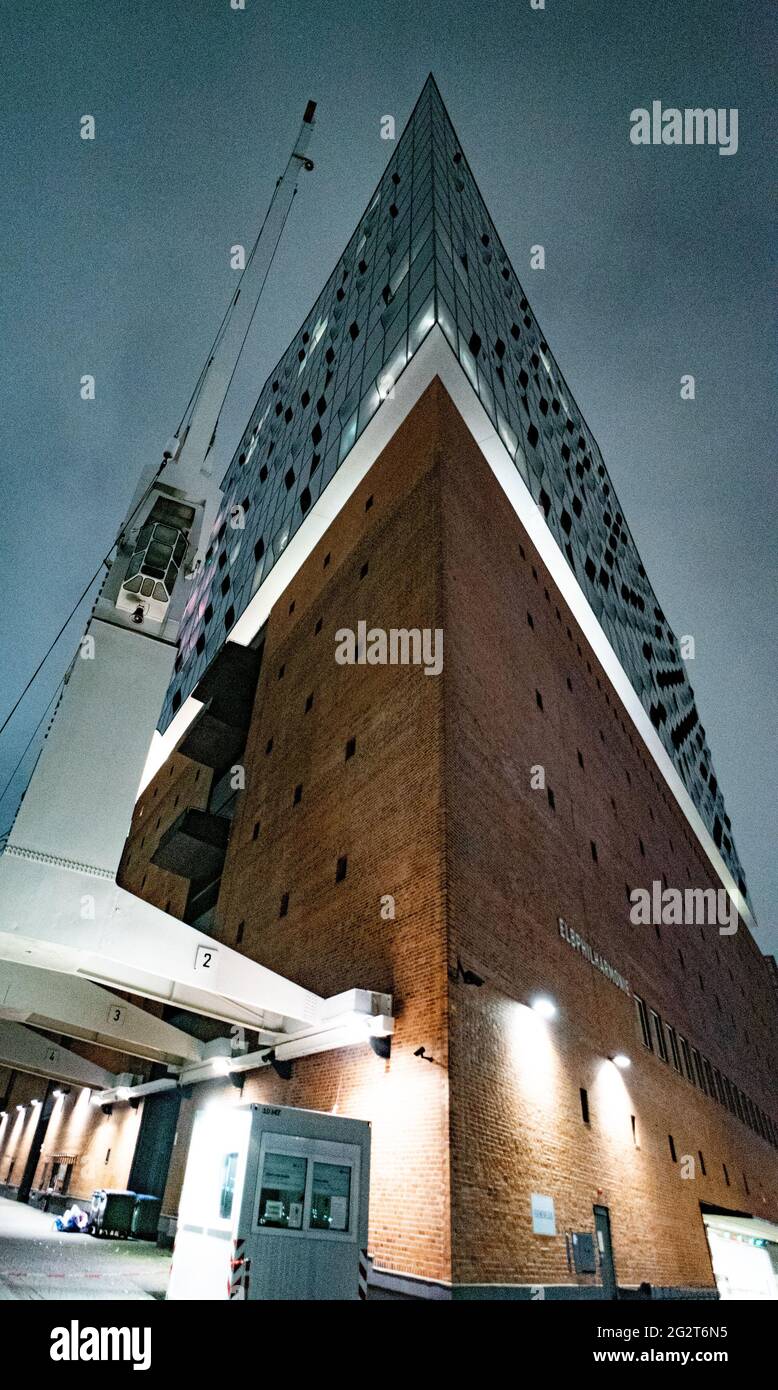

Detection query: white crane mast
(0, 99), (395, 1072)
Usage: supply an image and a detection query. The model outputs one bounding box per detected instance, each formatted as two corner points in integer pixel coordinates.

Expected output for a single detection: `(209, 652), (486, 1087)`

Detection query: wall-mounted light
(530, 996), (557, 1020)
(610, 1054), (631, 1070)
(16, 1104), (25, 1112)
(101, 1104), (113, 1116)
(210, 1057), (233, 1077)
(116, 1087), (131, 1101)
(31, 1099), (40, 1107)
(369, 1035), (391, 1059)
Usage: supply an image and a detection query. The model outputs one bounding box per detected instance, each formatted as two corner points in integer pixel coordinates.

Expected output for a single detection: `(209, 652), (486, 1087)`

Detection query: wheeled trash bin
(89, 1189), (136, 1238)
(131, 1193), (162, 1240)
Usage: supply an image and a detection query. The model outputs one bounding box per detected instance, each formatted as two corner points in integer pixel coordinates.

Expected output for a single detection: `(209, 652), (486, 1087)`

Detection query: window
(252, 821), (260, 840)
(335, 856), (348, 883)
(635, 996), (652, 1051)
(590, 840), (598, 863)
(220, 1152), (238, 1219)
(279, 892), (289, 918)
(547, 787), (555, 812)
(723, 1163), (730, 1186)
(579, 1088), (590, 1124)
(293, 784), (302, 805)
(310, 1162), (351, 1232)
(535, 689), (543, 710)
(651, 1010), (668, 1062)
(692, 1048), (707, 1094)
(345, 736), (356, 760)
(698, 1150), (706, 1177)
(360, 561), (369, 579)
(680, 1036), (694, 1083)
(365, 495), (374, 512)
(315, 617), (323, 635)
(668, 1134), (677, 1162)
(236, 921), (245, 945)
(257, 1152), (307, 1229)
(666, 1024), (681, 1072)
(527, 611), (534, 630)
(305, 692), (314, 714)
(703, 1057), (716, 1097)
(577, 749), (584, 769)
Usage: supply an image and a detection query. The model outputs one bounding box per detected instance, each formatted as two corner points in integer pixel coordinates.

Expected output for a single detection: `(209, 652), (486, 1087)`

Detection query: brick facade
(7, 379), (776, 1294)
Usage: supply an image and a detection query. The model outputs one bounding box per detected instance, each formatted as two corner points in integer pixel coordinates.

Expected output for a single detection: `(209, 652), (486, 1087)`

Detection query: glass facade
(160, 76), (747, 901)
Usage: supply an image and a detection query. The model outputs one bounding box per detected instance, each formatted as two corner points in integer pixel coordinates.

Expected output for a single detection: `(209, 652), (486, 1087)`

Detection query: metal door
(593, 1204), (617, 1299)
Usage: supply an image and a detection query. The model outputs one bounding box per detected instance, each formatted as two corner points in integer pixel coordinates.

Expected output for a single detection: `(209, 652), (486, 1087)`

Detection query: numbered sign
(195, 945), (219, 975)
(107, 1005), (125, 1027)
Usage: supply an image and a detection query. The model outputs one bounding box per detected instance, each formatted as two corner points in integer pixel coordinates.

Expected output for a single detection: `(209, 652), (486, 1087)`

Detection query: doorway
(593, 1204), (617, 1299)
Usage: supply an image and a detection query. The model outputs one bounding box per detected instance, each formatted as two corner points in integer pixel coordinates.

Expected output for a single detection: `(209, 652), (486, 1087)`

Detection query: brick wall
(436, 385), (778, 1290)
(72, 377), (778, 1293)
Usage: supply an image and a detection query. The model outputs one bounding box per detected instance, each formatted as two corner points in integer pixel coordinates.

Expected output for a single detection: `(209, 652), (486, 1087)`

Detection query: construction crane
(0, 100), (393, 1088)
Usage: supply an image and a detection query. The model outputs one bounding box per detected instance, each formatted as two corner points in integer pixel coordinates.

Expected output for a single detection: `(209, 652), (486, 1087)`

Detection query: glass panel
(257, 1152), (306, 1229)
(143, 539), (175, 577)
(219, 1152), (238, 1220)
(310, 1162), (351, 1232)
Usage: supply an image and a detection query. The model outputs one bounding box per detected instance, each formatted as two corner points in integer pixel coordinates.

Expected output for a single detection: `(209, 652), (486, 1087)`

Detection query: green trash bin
(131, 1194), (162, 1240)
(89, 1189), (136, 1239)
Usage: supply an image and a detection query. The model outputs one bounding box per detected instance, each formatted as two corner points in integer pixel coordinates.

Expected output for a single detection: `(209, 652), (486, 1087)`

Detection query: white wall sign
(531, 1193), (556, 1236)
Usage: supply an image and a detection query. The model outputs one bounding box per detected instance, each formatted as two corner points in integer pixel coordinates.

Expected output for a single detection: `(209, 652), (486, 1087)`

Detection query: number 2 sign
(195, 945), (219, 975)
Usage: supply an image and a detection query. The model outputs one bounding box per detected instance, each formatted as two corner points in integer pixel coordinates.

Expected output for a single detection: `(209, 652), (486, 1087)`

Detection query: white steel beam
(93, 991), (394, 1104)
(0, 1021), (117, 1091)
(0, 960), (204, 1066)
(0, 851), (323, 1033)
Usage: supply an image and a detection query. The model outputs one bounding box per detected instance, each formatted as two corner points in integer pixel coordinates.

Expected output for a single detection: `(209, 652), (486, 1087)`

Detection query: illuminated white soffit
(0, 1019), (117, 1090)
(140, 326), (753, 936)
(0, 959), (205, 1066)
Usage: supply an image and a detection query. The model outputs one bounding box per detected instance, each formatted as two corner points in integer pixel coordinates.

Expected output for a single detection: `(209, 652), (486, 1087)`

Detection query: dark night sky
(1, 1), (775, 949)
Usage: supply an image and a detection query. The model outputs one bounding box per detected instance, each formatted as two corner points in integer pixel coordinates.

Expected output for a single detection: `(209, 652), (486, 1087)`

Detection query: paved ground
(0, 1197), (170, 1301)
